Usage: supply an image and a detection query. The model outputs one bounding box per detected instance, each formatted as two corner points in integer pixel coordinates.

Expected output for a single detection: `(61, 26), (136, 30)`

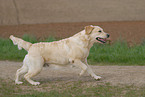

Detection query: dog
(10, 25), (110, 85)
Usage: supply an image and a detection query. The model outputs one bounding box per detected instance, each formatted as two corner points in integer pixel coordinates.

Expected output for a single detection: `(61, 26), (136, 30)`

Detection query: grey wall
(0, 0), (145, 25)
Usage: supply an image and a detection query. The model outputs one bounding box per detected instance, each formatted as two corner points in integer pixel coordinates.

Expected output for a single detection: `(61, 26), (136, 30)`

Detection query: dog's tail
(10, 35), (32, 51)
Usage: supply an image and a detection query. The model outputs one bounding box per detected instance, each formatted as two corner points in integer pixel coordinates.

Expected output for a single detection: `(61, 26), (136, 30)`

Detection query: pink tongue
(100, 39), (105, 41)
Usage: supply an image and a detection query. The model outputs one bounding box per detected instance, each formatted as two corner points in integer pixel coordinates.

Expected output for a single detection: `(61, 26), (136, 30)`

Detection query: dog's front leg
(79, 69), (86, 76)
(85, 59), (101, 80)
(79, 59), (88, 76)
(73, 59), (101, 80)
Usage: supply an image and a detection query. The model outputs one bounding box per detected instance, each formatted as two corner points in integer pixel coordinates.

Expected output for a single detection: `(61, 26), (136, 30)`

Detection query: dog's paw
(31, 82), (40, 85)
(15, 81), (23, 85)
(79, 71), (84, 76)
(94, 76), (101, 81)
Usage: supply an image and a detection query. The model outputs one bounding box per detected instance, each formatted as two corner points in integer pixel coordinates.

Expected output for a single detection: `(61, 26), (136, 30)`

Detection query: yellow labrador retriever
(10, 25), (110, 85)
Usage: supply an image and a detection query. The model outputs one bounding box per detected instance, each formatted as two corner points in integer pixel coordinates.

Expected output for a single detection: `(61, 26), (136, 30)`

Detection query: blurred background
(0, 0), (145, 44)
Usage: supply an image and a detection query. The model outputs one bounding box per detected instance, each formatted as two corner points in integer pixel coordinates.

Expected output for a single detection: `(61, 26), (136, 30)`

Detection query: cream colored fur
(10, 25), (109, 85)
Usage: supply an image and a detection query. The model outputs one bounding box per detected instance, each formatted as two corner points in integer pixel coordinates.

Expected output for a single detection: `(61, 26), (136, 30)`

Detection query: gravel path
(0, 61), (145, 86)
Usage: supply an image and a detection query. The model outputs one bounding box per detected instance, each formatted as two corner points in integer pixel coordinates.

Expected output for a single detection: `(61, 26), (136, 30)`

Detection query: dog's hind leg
(15, 65), (28, 84)
(24, 56), (44, 85)
(15, 55), (29, 85)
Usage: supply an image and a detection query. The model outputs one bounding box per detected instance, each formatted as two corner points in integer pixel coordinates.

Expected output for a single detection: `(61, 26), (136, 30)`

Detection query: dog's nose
(107, 34), (110, 38)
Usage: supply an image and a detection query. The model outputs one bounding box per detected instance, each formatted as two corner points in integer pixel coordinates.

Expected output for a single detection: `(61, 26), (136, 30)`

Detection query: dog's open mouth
(96, 37), (107, 43)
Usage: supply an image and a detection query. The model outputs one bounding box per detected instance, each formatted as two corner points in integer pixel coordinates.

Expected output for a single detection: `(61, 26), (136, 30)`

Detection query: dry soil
(0, 61), (145, 86)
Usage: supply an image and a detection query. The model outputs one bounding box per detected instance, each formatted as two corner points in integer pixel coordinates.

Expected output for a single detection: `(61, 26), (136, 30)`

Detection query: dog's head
(85, 25), (110, 44)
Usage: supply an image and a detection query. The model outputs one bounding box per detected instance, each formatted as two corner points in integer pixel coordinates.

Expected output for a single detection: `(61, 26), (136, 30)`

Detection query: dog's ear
(85, 25), (94, 35)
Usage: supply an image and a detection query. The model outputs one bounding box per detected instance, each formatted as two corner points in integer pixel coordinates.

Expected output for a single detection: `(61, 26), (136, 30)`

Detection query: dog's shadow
(34, 76), (97, 84)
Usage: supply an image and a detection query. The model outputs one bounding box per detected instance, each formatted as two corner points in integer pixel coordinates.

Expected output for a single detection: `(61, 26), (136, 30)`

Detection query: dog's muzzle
(96, 34), (110, 44)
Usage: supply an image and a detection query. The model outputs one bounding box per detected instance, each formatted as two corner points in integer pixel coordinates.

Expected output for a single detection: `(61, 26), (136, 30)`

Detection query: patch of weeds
(88, 40), (145, 65)
(22, 34), (37, 43)
(45, 36), (57, 42)
(1, 79), (145, 97)
(0, 79), (22, 97)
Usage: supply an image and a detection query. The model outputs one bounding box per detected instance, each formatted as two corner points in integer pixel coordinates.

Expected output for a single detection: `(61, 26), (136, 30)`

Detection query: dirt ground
(0, 21), (145, 44)
(0, 61), (145, 86)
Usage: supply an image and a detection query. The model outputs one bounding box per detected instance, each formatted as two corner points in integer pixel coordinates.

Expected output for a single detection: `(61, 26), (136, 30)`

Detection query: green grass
(0, 79), (145, 97)
(89, 40), (145, 65)
(0, 35), (145, 65)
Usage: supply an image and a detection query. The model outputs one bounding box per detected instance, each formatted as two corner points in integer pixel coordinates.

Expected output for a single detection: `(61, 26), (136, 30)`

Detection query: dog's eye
(98, 30), (102, 33)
